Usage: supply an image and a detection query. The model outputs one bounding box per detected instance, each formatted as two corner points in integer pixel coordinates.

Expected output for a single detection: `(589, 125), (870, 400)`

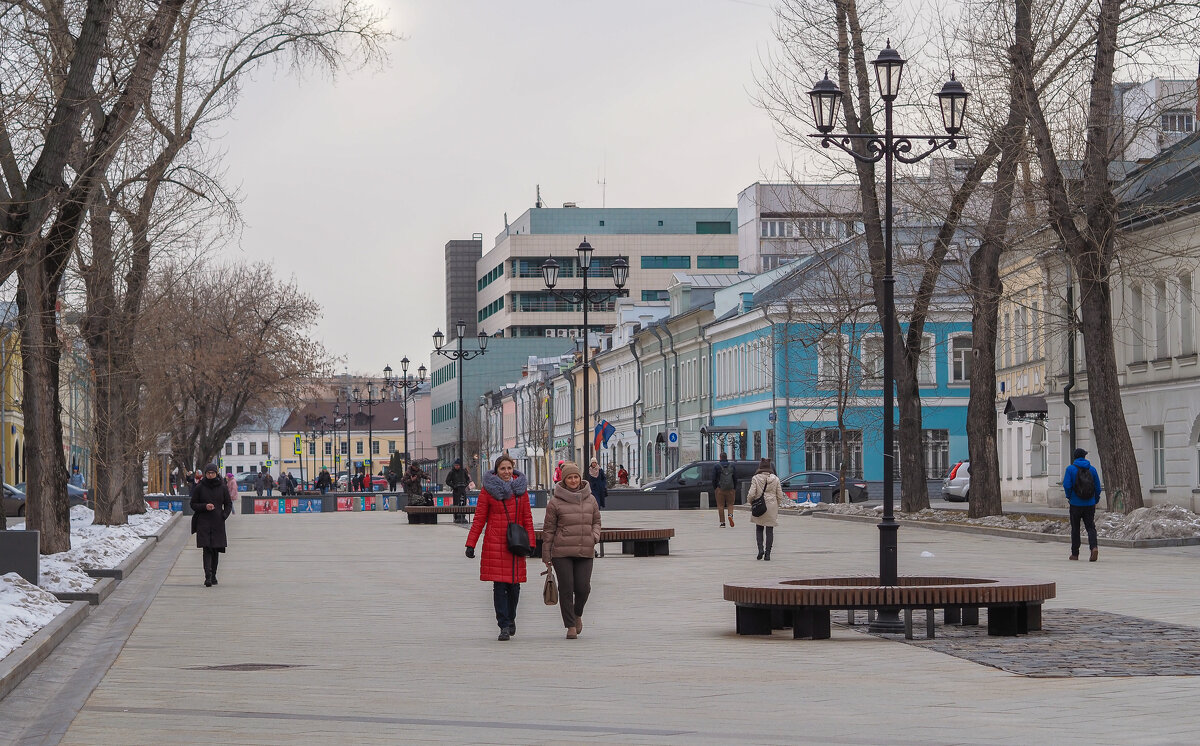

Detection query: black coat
(191, 478), (233, 549)
(586, 470), (608, 507)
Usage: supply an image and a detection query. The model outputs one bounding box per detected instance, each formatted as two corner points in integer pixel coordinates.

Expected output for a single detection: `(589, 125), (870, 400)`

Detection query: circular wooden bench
(532, 527), (675, 557)
(401, 505), (477, 524)
(723, 576), (1056, 639)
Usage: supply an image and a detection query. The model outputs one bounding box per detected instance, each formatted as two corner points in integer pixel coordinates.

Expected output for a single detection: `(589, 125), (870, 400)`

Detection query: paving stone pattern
(868, 608), (1200, 677)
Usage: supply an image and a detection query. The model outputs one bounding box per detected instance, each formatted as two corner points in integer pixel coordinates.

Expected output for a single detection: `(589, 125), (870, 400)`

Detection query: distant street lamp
(808, 42), (968, 633)
(383, 357), (427, 472)
(352, 381), (387, 489)
(433, 320), (489, 466)
(541, 239), (628, 465)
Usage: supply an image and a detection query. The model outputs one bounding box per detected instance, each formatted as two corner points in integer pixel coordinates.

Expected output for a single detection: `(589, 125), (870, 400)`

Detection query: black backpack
(1074, 466), (1096, 501)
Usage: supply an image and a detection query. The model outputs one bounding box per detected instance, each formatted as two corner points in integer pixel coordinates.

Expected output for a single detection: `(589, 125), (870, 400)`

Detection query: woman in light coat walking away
(542, 461), (601, 639)
(224, 472), (239, 514)
(747, 458), (786, 561)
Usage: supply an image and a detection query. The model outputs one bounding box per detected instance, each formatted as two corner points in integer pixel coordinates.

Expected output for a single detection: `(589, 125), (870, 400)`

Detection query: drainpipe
(1064, 262), (1077, 457)
(662, 325), (681, 471)
(563, 368), (576, 463)
(629, 340), (644, 485)
(770, 309), (779, 469)
(650, 325), (669, 473)
(701, 325), (714, 458)
(590, 356), (601, 466)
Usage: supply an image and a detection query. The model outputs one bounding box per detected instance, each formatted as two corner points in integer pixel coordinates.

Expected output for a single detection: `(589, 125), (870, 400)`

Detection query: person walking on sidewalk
(712, 453), (737, 527)
(1063, 447), (1102, 561)
(190, 464), (233, 587)
(747, 458), (786, 561)
(224, 471), (239, 514)
(445, 458), (471, 524)
(542, 461), (601, 639)
(586, 458), (608, 509)
(465, 455), (536, 641)
(317, 468), (332, 495)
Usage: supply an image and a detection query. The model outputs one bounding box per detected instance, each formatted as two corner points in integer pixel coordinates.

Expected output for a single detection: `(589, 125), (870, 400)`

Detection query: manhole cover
(186, 663), (306, 672)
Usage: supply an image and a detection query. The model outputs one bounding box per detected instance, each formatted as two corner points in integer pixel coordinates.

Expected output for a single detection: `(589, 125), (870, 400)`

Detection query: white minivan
(942, 461), (970, 501)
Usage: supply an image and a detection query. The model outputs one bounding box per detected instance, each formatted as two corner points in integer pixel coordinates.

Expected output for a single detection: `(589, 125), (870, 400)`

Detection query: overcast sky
(217, 0), (786, 377)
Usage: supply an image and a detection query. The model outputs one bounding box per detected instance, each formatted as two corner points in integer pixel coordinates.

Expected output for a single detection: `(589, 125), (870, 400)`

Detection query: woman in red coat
(466, 454), (536, 641)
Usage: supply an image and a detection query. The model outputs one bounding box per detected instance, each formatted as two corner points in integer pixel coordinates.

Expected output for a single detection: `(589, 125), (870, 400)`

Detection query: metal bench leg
(944, 605), (961, 625)
(736, 605), (773, 635)
(961, 607), (979, 626)
(847, 609), (856, 626)
(926, 607), (935, 639)
(904, 608), (914, 640)
(1025, 602), (1042, 632)
(792, 608), (831, 640)
(867, 609), (876, 624)
(987, 606), (1020, 636)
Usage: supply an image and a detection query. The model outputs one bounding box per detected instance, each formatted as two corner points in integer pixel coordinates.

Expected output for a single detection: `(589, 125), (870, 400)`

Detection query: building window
(599, 220), (605, 226)
(918, 335), (937, 384)
(696, 221), (732, 234)
(640, 255), (691, 270)
(237, 442), (245, 456)
(696, 255), (738, 269)
(356, 441), (364, 455)
(767, 428), (775, 462)
(372, 440), (380, 454)
(804, 429), (863, 478)
(250, 465), (257, 473)
(858, 336), (884, 383)
(236, 465), (244, 473)
(325, 442), (332, 455)
(1182, 273), (1195, 356)
(753, 430), (762, 460)
(1162, 110), (1194, 133)
(1152, 428), (1166, 487)
(641, 290), (669, 301)
(658, 220), (663, 226)
(388, 440), (396, 453)
(225, 443), (232, 456)
(924, 429), (950, 478)
(817, 336), (846, 387)
(1031, 425), (1047, 476)
(307, 442), (314, 455)
(262, 442), (269, 455)
(249, 442), (257, 456)
(341, 442), (348, 455)
(1155, 280), (1170, 359)
(1002, 313), (1012, 367)
(1131, 283), (1146, 362)
(950, 336), (972, 382)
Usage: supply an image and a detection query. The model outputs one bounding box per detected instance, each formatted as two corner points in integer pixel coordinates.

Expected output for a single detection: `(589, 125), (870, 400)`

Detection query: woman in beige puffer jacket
(542, 461), (601, 639)
(748, 458), (787, 561)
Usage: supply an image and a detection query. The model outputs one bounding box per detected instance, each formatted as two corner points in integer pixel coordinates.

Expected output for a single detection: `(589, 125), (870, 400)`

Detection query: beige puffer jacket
(541, 482), (602, 560)
(748, 471), (787, 527)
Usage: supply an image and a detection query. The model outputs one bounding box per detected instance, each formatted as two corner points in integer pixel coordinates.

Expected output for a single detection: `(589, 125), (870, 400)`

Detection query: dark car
(779, 471), (869, 503)
(236, 473), (261, 492)
(5, 482), (90, 517)
(642, 460), (761, 509)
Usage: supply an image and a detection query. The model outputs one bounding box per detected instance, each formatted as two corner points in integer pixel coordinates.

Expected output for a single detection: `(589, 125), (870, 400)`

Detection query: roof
(1115, 130), (1200, 228)
(667, 272), (746, 289)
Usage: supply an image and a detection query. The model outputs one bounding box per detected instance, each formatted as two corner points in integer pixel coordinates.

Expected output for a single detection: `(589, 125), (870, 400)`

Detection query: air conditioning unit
(567, 329), (579, 337)
(544, 329), (556, 338)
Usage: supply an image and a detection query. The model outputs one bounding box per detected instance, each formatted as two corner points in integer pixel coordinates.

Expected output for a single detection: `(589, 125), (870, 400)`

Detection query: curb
(810, 511), (1200, 548)
(0, 600), (90, 701)
(52, 576), (117, 606)
(85, 536), (155, 580)
(139, 512), (182, 542)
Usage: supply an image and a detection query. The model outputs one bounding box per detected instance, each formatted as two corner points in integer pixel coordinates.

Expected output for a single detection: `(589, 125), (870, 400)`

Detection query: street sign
(293, 435), (301, 455)
(666, 428), (680, 449)
(265, 459), (273, 467)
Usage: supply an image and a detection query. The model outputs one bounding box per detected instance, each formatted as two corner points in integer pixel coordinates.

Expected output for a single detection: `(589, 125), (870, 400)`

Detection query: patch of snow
(920, 551), (935, 557)
(0, 572), (68, 661)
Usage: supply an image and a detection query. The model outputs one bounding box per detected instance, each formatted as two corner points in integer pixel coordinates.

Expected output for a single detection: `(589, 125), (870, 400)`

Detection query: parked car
(236, 473), (260, 493)
(2, 483), (26, 518)
(6, 482), (89, 517)
(779, 471), (870, 503)
(366, 475), (389, 491)
(942, 460), (970, 501)
(641, 460), (761, 509)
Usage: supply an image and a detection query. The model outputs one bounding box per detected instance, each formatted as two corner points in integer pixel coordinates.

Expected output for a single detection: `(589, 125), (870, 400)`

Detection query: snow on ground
(0, 572), (68, 661)
(814, 501), (1200, 540)
(9, 505), (172, 592)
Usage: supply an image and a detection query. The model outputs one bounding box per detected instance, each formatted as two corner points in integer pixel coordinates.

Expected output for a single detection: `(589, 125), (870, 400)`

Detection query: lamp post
(383, 358), (427, 473)
(541, 239), (628, 466)
(334, 394), (352, 490)
(304, 415), (330, 489)
(351, 381), (387, 490)
(433, 321), (488, 468)
(808, 43), (968, 633)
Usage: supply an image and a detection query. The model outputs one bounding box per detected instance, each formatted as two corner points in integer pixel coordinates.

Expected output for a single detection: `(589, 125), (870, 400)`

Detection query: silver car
(942, 461), (970, 501)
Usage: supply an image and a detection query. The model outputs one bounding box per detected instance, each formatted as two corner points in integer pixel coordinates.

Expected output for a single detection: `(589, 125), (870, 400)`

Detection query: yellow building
(278, 400), (408, 482)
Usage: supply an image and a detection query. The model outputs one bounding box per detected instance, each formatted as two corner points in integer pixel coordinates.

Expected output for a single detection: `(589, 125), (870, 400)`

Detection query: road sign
(293, 435), (302, 455)
(265, 459), (273, 467)
(666, 428), (680, 449)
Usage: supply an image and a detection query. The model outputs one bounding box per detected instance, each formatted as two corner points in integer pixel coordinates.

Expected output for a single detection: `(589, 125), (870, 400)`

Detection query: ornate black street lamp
(433, 320), (488, 467)
(541, 239), (628, 466)
(304, 414), (330, 488)
(808, 43), (968, 633)
(383, 357), (427, 472)
(352, 380), (387, 489)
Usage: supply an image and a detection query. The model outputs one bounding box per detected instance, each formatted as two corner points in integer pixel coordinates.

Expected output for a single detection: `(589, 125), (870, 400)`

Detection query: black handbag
(502, 498), (531, 557)
(749, 479), (768, 517)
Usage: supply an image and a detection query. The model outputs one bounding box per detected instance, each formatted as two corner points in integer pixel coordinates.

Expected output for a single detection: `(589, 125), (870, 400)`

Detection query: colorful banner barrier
(145, 499), (184, 512)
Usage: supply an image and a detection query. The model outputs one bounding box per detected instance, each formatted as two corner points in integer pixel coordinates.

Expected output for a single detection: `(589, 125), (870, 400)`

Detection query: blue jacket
(1063, 458), (1102, 506)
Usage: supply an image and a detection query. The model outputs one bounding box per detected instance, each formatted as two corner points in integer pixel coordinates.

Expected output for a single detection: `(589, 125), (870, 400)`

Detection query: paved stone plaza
(4, 507), (1200, 745)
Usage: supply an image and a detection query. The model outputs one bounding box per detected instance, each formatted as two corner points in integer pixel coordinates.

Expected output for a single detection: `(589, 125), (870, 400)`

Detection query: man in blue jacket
(1062, 447), (1102, 561)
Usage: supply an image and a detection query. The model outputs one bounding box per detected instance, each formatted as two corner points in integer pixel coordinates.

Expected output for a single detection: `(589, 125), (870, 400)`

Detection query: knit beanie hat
(1072, 448), (1088, 460)
(758, 458), (773, 472)
(560, 461), (582, 479)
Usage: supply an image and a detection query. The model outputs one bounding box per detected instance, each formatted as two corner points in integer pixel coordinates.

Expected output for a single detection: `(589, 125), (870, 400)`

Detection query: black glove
(465, 546), (475, 559)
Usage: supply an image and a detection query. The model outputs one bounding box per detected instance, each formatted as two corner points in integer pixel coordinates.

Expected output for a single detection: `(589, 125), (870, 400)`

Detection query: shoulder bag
(502, 497), (531, 557)
(542, 566), (559, 605)
(749, 477), (768, 517)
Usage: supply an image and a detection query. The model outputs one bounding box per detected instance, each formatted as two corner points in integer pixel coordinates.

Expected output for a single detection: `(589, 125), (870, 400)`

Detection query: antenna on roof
(504, 212), (509, 236)
(536, 184), (543, 209)
(597, 153), (607, 208)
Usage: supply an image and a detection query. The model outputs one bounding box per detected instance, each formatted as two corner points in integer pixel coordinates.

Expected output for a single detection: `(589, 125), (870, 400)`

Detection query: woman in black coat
(191, 463), (233, 587)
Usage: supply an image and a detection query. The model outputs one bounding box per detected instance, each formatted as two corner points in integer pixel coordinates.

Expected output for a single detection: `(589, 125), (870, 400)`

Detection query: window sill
(1151, 358), (1173, 371)
(1127, 361), (1148, 373)
(1149, 487), (1167, 493)
(1178, 354), (1198, 367)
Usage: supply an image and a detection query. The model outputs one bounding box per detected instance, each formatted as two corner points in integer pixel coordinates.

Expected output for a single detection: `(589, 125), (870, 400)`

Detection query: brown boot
(1090, 548), (1099, 562)
(566, 627), (578, 639)
(728, 513), (735, 528)
(576, 616), (583, 635)
(1068, 554), (1079, 560)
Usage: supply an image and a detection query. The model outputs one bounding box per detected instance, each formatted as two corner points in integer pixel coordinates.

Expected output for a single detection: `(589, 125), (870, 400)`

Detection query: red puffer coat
(466, 472), (536, 583)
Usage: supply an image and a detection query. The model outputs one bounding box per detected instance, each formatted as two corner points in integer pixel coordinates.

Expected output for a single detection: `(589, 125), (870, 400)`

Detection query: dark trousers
(453, 487), (468, 523)
(202, 547), (222, 577)
(756, 525), (774, 553)
(551, 556), (594, 629)
(492, 582), (520, 629)
(1070, 504), (1098, 554)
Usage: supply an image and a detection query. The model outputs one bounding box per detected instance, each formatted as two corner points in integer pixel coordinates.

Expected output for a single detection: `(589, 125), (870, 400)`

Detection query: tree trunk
(17, 257), (71, 553)
(121, 374), (147, 514)
(895, 361), (928, 512)
(89, 358), (127, 525)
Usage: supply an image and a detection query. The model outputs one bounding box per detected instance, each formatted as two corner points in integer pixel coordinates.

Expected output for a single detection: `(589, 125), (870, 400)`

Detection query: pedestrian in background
(617, 465), (629, 486)
(554, 460), (564, 483)
(1063, 447), (1103, 562)
(465, 455), (536, 641)
(317, 468), (332, 495)
(263, 472), (275, 497)
(542, 461), (601, 639)
(190, 464), (233, 587)
(69, 466), (85, 489)
(224, 471), (239, 514)
(446, 458), (471, 524)
(712, 453), (737, 527)
(255, 472), (264, 497)
(586, 458), (608, 509)
(747, 458), (786, 561)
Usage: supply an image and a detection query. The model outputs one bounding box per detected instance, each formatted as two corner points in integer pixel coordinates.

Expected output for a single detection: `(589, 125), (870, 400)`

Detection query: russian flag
(593, 420), (616, 453)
